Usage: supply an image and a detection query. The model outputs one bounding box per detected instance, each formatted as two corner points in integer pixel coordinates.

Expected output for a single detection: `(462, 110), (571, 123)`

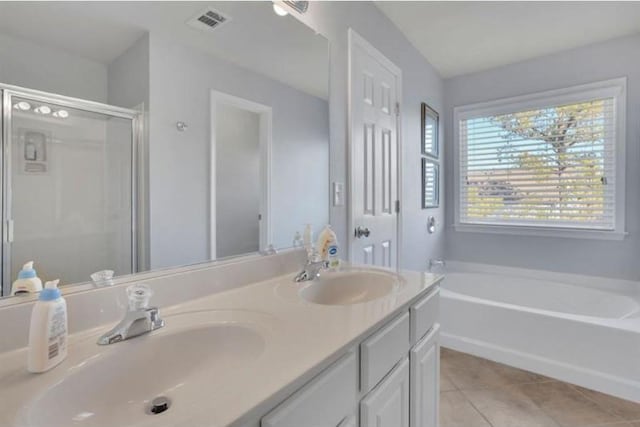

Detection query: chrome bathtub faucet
(97, 284), (165, 345)
(428, 259), (446, 273)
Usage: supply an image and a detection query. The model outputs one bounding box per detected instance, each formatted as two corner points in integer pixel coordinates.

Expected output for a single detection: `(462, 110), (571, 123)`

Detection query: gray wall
(444, 34), (640, 280)
(106, 34), (151, 271)
(107, 34), (149, 110)
(296, 2), (446, 271)
(0, 32), (107, 102)
(215, 104), (260, 258)
(147, 34), (329, 269)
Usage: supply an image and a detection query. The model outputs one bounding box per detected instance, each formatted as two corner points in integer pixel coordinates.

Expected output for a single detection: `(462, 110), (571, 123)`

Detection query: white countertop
(0, 265), (442, 427)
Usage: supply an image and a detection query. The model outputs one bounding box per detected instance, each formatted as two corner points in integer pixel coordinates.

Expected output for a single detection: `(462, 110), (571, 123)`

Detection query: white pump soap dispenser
(316, 225), (340, 269)
(27, 279), (68, 373)
(11, 261), (43, 296)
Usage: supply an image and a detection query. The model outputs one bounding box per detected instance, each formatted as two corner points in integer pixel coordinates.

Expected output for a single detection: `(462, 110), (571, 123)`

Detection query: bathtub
(439, 262), (640, 402)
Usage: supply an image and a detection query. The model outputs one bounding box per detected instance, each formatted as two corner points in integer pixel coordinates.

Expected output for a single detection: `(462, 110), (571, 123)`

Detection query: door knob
(355, 226), (371, 238)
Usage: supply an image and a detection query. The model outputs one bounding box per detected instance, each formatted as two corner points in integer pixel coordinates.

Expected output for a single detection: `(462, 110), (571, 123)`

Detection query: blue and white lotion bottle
(27, 279), (68, 373)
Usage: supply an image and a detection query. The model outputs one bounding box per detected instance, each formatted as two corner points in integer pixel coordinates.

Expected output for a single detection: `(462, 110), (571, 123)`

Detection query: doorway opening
(210, 90), (272, 259)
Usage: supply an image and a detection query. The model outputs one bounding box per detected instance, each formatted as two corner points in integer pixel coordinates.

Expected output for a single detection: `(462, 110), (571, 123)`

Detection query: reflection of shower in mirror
(20, 130), (48, 175)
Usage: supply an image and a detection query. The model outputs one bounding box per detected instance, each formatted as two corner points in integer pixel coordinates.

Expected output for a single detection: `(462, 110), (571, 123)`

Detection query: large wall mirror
(0, 1), (329, 298)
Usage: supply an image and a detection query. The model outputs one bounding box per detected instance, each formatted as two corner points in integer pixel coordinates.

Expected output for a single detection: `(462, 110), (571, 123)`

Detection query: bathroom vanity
(0, 3), (444, 426)
(259, 281), (440, 427)
(0, 251), (442, 427)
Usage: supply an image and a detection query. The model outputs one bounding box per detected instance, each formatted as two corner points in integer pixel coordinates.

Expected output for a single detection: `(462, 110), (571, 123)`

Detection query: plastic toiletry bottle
(327, 231), (340, 270)
(317, 225), (340, 269)
(11, 261), (43, 296)
(303, 224), (314, 258)
(27, 279), (68, 373)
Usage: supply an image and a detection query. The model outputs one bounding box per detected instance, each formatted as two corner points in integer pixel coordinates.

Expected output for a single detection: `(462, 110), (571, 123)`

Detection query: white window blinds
(459, 97), (616, 230)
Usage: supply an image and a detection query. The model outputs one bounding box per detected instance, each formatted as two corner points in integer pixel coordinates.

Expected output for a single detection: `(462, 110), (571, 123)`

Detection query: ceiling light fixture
(34, 105), (52, 115)
(53, 110), (69, 119)
(273, 4), (288, 16)
(13, 101), (32, 111)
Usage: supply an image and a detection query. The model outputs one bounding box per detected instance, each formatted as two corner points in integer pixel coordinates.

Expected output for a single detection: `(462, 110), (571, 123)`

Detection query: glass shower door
(2, 89), (137, 295)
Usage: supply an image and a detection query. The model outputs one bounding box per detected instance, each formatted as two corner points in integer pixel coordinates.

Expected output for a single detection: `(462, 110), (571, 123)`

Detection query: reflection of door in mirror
(1, 91), (139, 296)
(211, 91), (272, 259)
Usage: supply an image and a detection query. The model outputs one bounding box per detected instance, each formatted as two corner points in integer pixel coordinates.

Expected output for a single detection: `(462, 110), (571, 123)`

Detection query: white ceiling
(0, 2), (328, 99)
(376, 1), (640, 78)
(0, 2), (145, 64)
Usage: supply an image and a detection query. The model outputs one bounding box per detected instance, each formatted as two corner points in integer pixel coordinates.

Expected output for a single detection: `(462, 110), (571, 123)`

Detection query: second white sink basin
(299, 270), (400, 305)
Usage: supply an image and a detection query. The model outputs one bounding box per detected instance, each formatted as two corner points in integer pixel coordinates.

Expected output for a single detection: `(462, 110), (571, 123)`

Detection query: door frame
(347, 29), (403, 267)
(209, 90), (272, 260)
(0, 82), (141, 296)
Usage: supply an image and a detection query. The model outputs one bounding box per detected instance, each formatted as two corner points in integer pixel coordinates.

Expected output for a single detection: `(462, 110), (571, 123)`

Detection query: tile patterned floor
(440, 348), (640, 427)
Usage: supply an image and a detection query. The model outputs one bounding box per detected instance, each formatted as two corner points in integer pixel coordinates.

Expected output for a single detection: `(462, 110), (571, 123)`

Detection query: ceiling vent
(187, 7), (231, 32)
(282, 1), (309, 14)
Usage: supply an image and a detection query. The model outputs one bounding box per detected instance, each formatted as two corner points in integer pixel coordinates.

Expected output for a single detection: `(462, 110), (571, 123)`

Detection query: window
(422, 158), (439, 208)
(454, 79), (626, 239)
(421, 102), (440, 208)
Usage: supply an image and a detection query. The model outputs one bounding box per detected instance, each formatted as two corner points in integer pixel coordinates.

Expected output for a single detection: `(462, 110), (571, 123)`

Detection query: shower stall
(0, 84), (141, 296)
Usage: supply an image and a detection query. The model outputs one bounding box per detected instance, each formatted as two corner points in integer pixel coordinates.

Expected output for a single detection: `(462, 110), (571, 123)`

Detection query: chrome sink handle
(97, 284), (165, 345)
(294, 259), (329, 283)
(294, 248), (329, 283)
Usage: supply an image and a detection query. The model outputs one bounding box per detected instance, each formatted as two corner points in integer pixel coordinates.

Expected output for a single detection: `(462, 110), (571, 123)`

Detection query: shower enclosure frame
(0, 83), (143, 296)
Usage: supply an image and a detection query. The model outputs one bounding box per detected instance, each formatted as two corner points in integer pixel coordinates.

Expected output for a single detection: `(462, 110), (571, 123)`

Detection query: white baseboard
(441, 332), (640, 403)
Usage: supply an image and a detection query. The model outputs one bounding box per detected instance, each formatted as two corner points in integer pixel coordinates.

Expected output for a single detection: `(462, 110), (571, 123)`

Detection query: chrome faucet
(97, 284), (164, 345)
(294, 251), (329, 283)
(428, 259), (446, 273)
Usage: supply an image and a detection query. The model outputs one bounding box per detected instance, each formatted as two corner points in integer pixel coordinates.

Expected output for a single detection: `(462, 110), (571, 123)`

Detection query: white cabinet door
(262, 352), (358, 427)
(410, 324), (440, 427)
(361, 358), (410, 427)
(360, 312), (410, 393)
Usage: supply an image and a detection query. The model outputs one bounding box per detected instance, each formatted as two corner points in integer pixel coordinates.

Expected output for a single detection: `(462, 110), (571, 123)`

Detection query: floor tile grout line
(450, 379), (560, 393)
(569, 383), (639, 423)
(457, 386), (497, 427)
(505, 388), (565, 427)
(441, 348), (640, 427)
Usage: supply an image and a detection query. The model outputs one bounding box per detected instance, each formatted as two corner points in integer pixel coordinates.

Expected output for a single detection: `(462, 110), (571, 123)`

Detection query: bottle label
(47, 304), (67, 360)
(328, 245), (340, 269)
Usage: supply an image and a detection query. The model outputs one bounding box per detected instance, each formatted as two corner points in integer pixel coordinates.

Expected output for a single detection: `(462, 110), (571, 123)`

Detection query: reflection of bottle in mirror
(28, 280), (68, 373)
(303, 224), (314, 258)
(293, 231), (303, 248)
(11, 261), (43, 296)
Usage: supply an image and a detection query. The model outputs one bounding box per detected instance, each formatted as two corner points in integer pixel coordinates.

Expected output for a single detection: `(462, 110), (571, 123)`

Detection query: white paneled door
(349, 30), (402, 268)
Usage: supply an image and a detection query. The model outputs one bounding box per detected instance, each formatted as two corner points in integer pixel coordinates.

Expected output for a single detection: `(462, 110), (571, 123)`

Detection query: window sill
(453, 223), (628, 241)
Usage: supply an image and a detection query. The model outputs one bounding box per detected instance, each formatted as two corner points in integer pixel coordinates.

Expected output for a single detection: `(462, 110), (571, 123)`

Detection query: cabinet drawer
(410, 287), (439, 345)
(261, 352), (358, 427)
(360, 312), (410, 393)
(360, 357), (410, 427)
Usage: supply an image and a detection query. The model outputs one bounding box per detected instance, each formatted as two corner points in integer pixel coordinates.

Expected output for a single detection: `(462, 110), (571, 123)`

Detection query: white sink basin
(19, 310), (272, 427)
(299, 270), (400, 305)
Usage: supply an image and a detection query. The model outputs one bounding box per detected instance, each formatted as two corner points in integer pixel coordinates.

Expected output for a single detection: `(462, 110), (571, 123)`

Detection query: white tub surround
(0, 251), (442, 427)
(440, 261), (640, 402)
